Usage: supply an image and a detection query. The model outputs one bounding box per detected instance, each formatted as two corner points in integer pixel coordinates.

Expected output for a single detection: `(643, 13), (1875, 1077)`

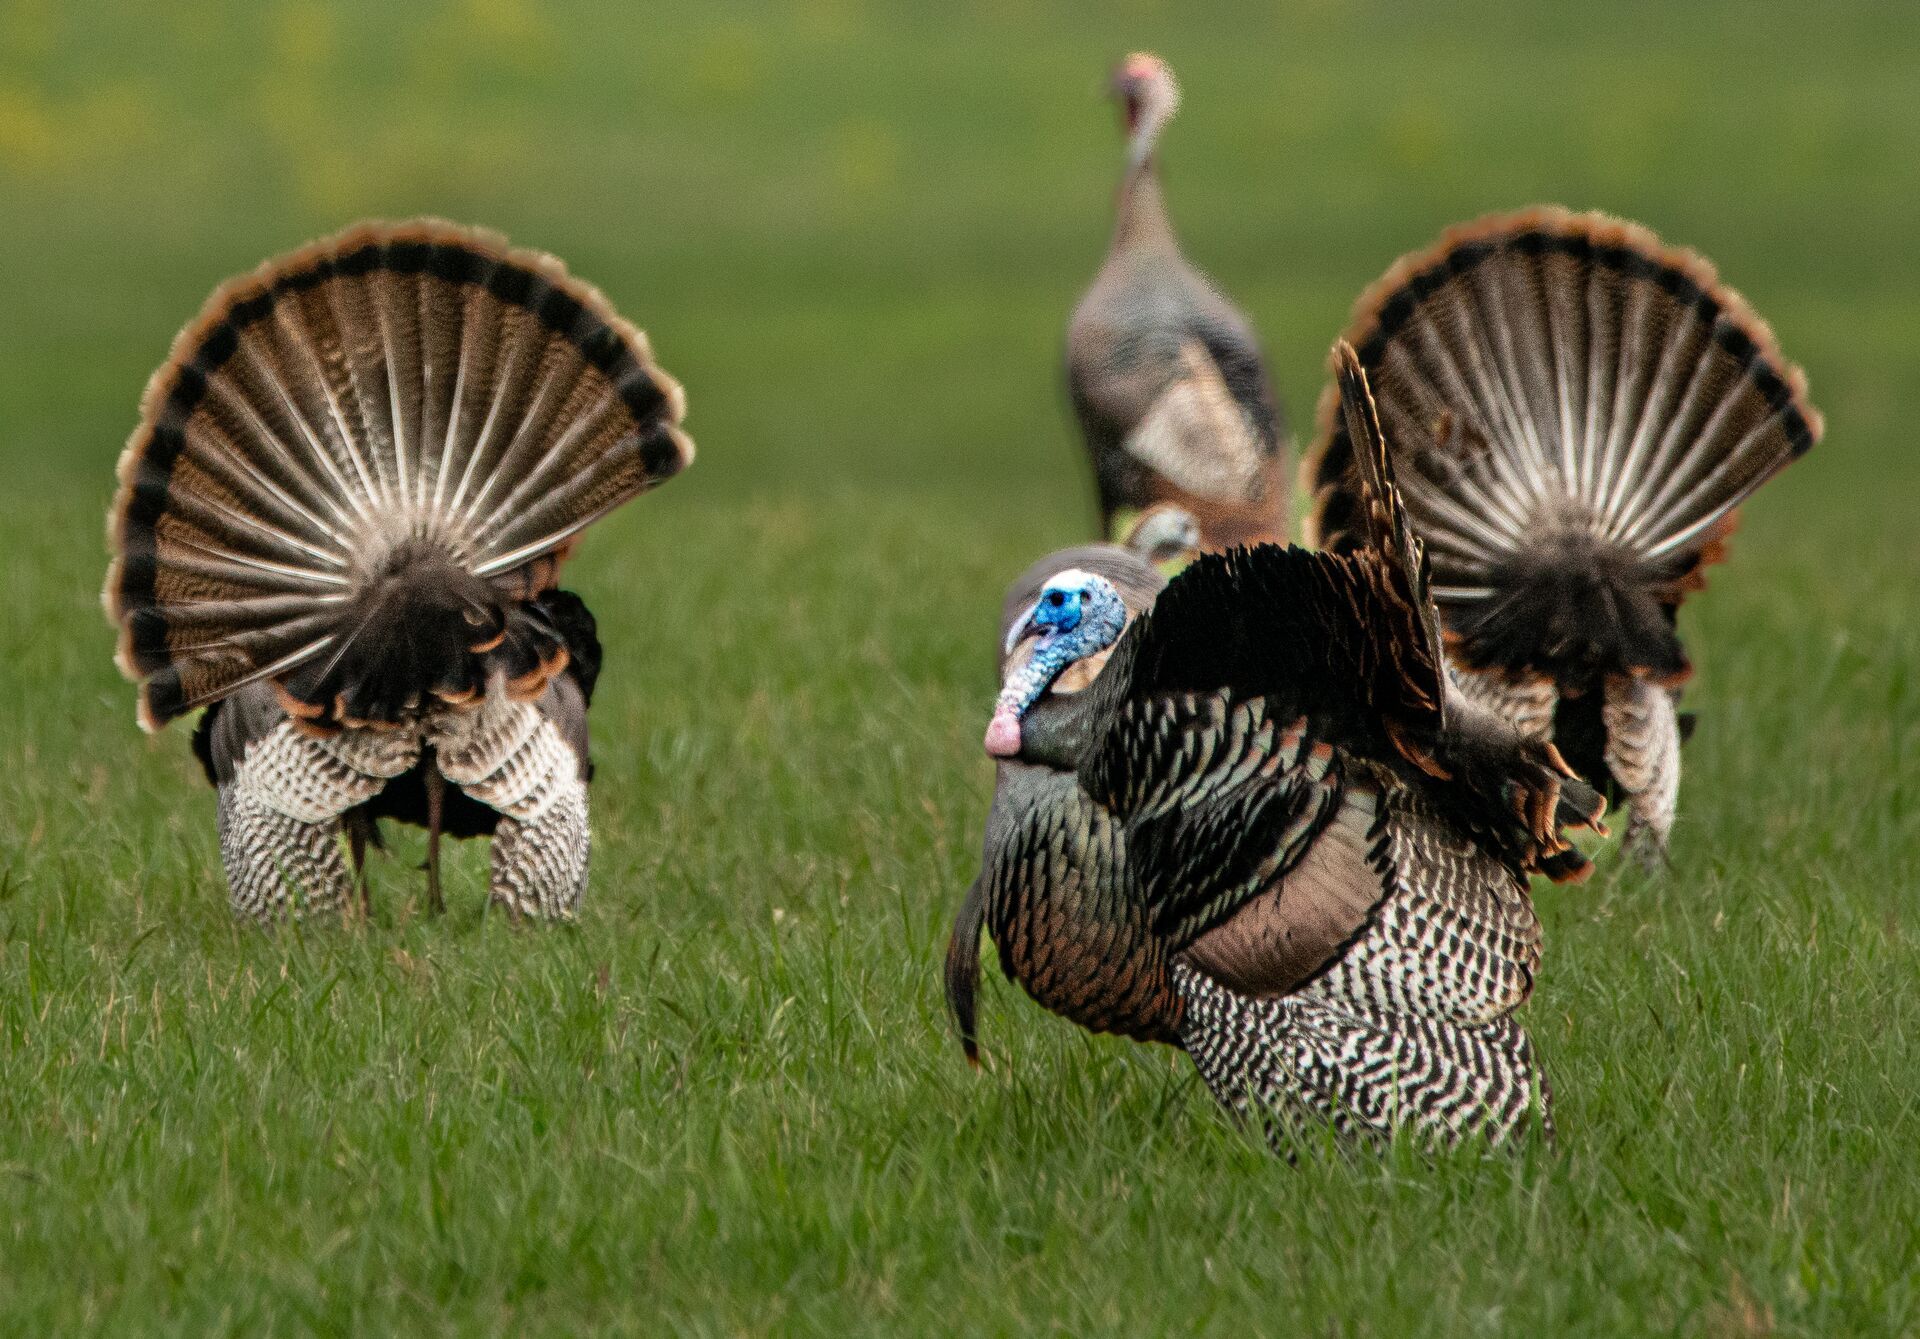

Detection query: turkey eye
(1047, 592), (1065, 607)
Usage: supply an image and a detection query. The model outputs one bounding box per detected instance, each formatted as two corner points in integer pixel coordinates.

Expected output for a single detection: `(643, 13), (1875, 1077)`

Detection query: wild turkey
(1301, 207), (1822, 860)
(104, 219), (692, 921)
(1065, 52), (1289, 552)
(946, 345), (1604, 1146)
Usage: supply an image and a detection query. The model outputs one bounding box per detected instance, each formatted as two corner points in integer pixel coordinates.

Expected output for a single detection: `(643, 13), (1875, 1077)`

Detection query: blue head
(985, 568), (1128, 757)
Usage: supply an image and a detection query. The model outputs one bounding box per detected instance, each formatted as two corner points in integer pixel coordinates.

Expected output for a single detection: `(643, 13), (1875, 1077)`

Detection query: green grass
(3, 0), (1919, 1332)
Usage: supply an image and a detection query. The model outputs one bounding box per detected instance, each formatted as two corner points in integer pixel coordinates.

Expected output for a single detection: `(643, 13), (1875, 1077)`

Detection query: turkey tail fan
(105, 219), (692, 731)
(1301, 207), (1821, 683)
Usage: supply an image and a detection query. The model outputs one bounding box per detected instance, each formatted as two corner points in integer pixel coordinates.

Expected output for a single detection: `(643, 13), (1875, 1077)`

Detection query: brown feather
(106, 219), (691, 730)
(1182, 787), (1385, 996)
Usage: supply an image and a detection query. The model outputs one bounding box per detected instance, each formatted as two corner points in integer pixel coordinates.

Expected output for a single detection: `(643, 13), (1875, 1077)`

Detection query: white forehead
(1042, 567), (1098, 595)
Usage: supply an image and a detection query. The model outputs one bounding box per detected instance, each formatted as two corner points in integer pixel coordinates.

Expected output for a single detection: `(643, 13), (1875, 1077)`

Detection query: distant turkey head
(1111, 52), (1179, 167)
(985, 570), (1127, 757)
(1122, 503), (1202, 570)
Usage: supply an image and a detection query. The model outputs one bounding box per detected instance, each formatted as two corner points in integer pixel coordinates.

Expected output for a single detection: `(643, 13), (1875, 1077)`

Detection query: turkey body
(978, 714), (1563, 1141)
(1303, 207), (1820, 858)
(1068, 264), (1287, 549)
(106, 220), (692, 921)
(949, 350), (1601, 1146)
(1066, 53), (1289, 551)
(191, 587), (603, 855)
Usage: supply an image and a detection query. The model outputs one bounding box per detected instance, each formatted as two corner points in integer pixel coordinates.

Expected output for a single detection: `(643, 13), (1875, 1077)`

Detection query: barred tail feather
(1331, 341), (1446, 689)
(1302, 206), (1820, 681)
(106, 219), (692, 730)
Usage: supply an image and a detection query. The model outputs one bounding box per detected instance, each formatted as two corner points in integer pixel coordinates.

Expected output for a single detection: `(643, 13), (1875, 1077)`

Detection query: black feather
(534, 588), (603, 706)
(1450, 536), (1689, 683)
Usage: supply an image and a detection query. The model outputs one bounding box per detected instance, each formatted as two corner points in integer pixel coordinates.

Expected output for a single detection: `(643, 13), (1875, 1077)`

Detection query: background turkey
(1301, 207), (1822, 860)
(946, 345), (1603, 1146)
(105, 219), (693, 921)
(1065, 52), (1289, 553)
(1119, 501), (1202, 570)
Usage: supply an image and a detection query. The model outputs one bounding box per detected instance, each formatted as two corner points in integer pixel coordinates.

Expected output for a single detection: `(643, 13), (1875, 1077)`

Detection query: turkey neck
(1015, 647), (1131, 772)
(1112, 131), (1177, 259)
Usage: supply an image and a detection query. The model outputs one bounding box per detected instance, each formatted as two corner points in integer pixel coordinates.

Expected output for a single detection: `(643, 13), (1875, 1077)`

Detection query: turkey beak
(1110, 72), (1141, 129)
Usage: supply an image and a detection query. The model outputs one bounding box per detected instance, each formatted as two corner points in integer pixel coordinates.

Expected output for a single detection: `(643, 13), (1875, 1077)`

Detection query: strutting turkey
(105, 220), (692, 921)
(945, 344), (1605, 1146)
(1301, 208), (1822, 860)
(1066, 53), (1290, 553)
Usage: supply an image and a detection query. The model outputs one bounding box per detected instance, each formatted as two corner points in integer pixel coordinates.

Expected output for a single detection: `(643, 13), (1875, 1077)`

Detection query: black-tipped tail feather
(1304, 206), (1820, 684)
(106, 219), (690, 730)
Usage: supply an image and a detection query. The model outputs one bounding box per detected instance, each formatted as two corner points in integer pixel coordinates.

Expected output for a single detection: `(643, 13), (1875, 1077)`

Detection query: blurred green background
(3, 2), (1918, 1334)
(5, 0), (1915, 507)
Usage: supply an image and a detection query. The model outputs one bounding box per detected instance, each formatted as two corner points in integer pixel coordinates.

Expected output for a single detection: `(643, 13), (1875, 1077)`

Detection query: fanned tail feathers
(106, 219), (692, 730)
(1304, 207), (1821, 682)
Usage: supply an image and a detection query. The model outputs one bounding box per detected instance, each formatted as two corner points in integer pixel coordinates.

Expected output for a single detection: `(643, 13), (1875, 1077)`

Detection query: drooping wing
(1124, 705), (1395, 996)
(1077, 541), (1433, 975)
(1121, 337), (1274, 507)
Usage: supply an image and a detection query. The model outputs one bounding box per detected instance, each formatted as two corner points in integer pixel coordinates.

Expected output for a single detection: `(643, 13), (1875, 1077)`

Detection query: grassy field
(3, 1), (1919, 1332)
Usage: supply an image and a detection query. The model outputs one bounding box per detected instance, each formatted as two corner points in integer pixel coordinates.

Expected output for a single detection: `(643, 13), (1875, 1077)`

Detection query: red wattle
(983, 711), (1022, 758)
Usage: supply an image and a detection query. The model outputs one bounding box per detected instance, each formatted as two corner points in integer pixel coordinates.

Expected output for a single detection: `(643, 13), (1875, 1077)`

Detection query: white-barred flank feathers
(1601, 674), (1683, 859)
(211, 713), (411, 920)
(1308, 788), (1541, 1027)
(106, 219), (692, 730)
(432, 690), (592, 918)
(1176, 789), (1551, 1147)
(1177, 963), (1550, 1147)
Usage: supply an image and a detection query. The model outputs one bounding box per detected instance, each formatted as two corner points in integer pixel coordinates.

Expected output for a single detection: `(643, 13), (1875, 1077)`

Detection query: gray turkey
(1301, 207), (1822, 860)
(1065, 52), (1290, 553)
(105, 219), (692, 921)
(946, 345), (1604, 1147)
